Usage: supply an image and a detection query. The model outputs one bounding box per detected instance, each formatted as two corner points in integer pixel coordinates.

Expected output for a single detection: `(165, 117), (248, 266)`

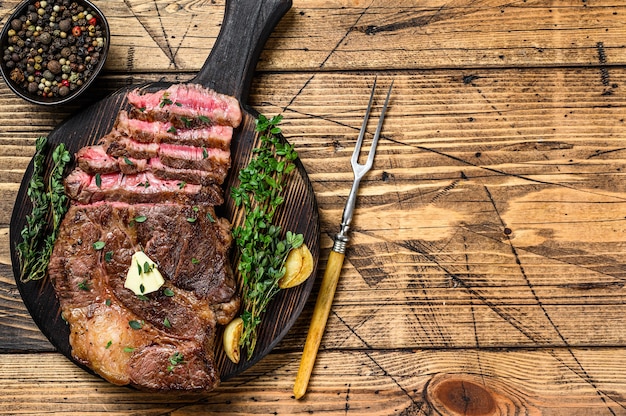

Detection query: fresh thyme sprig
(17, 137), (71, 282)
(231, 114), (303, 359)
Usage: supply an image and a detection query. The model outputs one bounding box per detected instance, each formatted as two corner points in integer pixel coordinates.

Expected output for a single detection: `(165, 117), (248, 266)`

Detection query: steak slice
(114, 110), (233, 150)
(158, 143), (230, 175)
(76, 146), (120, 174)
(103, 134), (160, 159)
(48, 203), (239, 391)
(77, 146), (149, 176)
(100, 136), (231, 183)
(148, 158), (225, 187)
(78, 145), (226, 186)
(127, 84), (242, 128)
(65, 169), (223, 206)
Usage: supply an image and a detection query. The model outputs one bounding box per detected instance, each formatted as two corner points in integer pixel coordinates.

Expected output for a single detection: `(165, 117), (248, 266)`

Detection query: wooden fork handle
(293, 249), (346, 399)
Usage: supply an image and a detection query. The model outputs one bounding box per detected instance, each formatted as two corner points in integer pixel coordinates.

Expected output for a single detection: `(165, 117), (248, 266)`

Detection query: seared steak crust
(49, 84), (241, 392)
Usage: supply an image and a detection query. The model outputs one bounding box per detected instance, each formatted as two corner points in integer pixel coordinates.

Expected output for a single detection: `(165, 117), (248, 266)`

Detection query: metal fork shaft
(334, 79), (394, 254)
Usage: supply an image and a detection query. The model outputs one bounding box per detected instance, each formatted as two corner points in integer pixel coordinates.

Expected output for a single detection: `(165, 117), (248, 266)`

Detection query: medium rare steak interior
(48, 84), (242, 392)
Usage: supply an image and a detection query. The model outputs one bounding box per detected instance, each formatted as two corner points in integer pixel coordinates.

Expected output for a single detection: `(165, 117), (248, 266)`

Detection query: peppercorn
(11, 19), (22, 31)
(38, 31), (52, 44)
(47, 59), (61, 74)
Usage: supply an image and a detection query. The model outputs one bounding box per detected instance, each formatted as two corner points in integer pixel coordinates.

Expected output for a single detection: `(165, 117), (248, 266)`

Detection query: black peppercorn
(39, 32), (52, 45)
(47, 59), (61, 74)
(58, 19), (71, 32)
(10, 19), (22, 31)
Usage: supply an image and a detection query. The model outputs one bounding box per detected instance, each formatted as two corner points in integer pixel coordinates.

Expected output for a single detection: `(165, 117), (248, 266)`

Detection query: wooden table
(2, 0), (626, 414)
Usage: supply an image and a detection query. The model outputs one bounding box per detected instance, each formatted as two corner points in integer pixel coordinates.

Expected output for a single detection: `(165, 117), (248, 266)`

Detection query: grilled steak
(48, 83), (241, 392)
(64, 169), (224, 206)
(113, 110), (233, 150)
(78, 144), (228, 186)
(127, 84), (242, 128)
(49, 203), (237, 390)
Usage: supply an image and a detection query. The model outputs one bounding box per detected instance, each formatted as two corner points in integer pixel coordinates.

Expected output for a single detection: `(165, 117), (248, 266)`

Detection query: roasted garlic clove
(279, 244), (314, 289)
(223, 317), (244, 364)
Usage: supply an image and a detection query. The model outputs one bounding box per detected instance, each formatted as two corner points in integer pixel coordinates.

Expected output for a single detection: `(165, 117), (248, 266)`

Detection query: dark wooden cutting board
(9, 0), (320, 381)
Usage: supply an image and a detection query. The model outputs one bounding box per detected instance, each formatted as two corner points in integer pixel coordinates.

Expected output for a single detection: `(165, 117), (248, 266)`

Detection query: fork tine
(364, 80), (393, 168)
(351, 77), (378, 166)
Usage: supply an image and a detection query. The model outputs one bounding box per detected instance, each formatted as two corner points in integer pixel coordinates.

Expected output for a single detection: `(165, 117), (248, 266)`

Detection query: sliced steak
(115, 110), (233, 150)
(78, 145), (227, 186)
(48, 202), (238, 391)
(65, 169), (223, 206)
(149, 158), (225, 186)
(158, 143), (230, 176)
(127, 84), (242, 128)
(101, 137), (231, 183)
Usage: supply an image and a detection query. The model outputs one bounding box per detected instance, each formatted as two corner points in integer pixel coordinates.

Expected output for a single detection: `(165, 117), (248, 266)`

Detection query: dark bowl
(0, 0), (110, 106)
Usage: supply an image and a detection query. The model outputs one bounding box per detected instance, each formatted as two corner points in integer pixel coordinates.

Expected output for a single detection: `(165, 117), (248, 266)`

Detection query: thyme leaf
(167, 351), (184, 372)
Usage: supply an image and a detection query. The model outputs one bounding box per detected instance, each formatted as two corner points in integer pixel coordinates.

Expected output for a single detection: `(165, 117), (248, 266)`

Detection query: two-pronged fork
(293, 78), (393, 399)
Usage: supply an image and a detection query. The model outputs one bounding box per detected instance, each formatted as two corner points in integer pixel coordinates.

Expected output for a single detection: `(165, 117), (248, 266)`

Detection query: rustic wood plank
(103, 0), (626, 71)
(2, 0), (626, 74)
(1, 349), (626, 415)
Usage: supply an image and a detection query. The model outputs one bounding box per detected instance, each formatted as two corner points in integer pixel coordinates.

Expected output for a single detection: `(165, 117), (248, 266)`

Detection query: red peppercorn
(61, 79), (70, 87)
(72, 26), (82, 37)
(88, 17), (97, 26)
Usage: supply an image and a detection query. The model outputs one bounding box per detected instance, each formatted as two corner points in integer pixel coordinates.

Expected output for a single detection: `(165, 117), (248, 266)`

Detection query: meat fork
(293, 78), (393, 399)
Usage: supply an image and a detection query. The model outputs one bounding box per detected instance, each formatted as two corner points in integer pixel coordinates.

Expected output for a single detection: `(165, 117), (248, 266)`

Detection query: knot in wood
(428, 376), (496, 416)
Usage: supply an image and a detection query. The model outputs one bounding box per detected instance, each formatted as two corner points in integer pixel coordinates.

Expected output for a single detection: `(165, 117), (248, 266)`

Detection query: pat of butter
(124, 251), (165, 296)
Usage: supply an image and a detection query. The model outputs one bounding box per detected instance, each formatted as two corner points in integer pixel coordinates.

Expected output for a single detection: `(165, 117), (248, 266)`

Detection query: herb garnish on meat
(231, 114), (304, 359)
(17, 136), (71, 282)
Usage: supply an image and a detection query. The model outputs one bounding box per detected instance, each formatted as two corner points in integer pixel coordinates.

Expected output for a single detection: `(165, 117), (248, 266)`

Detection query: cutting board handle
(192, 0), (292, 102)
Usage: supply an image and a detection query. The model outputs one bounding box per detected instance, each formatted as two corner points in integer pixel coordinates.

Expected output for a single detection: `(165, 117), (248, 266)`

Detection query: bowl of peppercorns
(0, 0), (109, 105)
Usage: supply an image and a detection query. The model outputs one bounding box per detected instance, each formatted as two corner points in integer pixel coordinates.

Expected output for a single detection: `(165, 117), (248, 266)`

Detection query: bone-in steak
(48, 84), (241, 392)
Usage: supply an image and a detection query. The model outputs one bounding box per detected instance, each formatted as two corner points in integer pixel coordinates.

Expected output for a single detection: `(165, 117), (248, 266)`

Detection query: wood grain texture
(1, 0), (624, 73)
(1, 0), (626, 413)
(2, 349), (626, 415)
